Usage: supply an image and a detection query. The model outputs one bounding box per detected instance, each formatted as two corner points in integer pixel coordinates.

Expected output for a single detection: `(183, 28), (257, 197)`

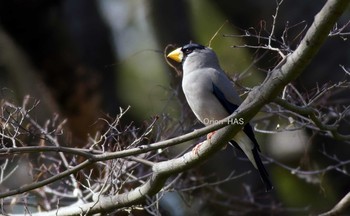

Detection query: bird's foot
(192, 131), (216, 155)
(207, 131), (216, 140)
(192, 142), (203, 155)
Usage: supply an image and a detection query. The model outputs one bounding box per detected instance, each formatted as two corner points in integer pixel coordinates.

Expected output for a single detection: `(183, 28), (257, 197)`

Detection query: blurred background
(1, 0), (350, 215)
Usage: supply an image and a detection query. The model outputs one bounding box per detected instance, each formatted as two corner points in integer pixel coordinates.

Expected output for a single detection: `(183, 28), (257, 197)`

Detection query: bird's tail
(252, 147), (273, 192)
(231, 131), (273, 192)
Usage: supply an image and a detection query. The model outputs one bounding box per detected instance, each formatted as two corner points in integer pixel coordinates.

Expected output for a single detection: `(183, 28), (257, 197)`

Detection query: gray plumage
(167, 43), (273, 191)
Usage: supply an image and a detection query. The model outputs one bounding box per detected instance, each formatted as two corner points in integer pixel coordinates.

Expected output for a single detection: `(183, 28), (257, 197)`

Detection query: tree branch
(319, 191), (350, 216)
(274, 97), (350, 141)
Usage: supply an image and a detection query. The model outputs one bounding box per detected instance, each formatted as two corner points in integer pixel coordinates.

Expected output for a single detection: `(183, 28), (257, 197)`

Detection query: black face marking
(181, 43), (205, 56)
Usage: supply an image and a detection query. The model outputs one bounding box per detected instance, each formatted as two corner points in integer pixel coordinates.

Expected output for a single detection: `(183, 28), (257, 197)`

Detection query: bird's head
(167, 43), (220, 72)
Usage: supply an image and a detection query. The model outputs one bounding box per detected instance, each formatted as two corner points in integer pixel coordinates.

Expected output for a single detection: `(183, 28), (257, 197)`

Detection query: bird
(167, 43), (273, 192)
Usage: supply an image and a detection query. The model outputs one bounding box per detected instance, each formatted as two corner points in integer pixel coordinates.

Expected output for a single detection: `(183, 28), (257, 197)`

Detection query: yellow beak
(167, 47), (183, 62)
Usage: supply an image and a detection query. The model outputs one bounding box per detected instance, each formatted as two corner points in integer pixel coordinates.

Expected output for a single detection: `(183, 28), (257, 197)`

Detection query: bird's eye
(181, 43), (205, 55)
(183, 48), (192, 55)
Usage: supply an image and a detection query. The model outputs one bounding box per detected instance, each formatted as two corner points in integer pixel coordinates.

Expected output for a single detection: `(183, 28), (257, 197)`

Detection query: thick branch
(319, 191), (350, 216)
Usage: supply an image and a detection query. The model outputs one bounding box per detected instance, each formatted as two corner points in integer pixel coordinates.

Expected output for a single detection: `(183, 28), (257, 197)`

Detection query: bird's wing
(212, 81), (273, 191)
(211, 82), (259, 149)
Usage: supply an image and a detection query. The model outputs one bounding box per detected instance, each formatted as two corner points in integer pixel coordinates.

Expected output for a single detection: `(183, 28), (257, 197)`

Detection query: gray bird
(167, 43), (273, 191)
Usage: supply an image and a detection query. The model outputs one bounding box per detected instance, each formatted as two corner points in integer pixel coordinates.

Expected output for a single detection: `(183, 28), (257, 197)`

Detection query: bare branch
(340, 64), (350, 75)
(274, 97), (350, 141)
(329, 20), (350, 37)
(319, 191), (350, 216)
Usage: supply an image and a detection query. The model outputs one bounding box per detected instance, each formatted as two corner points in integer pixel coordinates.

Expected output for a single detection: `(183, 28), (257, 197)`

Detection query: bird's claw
(207, 131), (216, 140)
(192, 131), (217, 155)
(192, 142), (203, 155)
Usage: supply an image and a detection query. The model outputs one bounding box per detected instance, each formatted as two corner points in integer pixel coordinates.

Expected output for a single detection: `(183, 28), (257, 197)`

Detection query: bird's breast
(182, 73), (229, 125)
